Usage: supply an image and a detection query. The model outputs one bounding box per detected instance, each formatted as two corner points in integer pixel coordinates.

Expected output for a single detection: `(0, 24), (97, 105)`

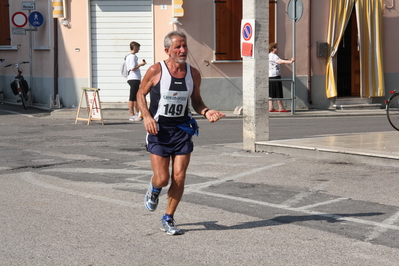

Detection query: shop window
(0, 0), (10, 45)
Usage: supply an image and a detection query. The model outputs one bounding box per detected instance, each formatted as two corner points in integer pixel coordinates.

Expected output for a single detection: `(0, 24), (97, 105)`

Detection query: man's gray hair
(164, 31), (187, 48)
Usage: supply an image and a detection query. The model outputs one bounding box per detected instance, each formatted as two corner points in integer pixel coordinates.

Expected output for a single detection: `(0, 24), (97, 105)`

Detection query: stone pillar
(243, 0), (269, 151)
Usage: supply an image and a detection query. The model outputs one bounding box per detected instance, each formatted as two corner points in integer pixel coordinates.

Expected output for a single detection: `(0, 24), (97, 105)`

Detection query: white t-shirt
(269, 53), (281, 77)
(126, 53), (141, 80)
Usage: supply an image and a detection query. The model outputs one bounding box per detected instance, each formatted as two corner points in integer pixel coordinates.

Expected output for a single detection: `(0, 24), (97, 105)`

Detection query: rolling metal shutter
(90, 0), (153, 102)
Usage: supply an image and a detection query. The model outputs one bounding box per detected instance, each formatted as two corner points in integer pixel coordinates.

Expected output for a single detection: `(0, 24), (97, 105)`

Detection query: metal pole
(29, 10), (33, 104)
(54, 18), (59, 98)
(291, 0), (296, 115)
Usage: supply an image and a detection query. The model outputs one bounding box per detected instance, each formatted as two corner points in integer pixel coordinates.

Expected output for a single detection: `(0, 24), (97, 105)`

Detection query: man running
(137, 31), (225, 235)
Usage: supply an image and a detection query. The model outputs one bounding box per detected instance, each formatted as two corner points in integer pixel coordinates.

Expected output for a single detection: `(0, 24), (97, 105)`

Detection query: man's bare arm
(137, 64), (161, 135)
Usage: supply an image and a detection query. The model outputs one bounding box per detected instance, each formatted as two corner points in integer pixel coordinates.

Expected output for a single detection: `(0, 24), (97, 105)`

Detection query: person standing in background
(126, 41), (146, 121)
(269, 42), (295, 112)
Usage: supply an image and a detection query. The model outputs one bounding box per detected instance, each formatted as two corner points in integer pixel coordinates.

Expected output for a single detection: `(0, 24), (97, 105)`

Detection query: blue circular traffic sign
(29, 11), (44, 27)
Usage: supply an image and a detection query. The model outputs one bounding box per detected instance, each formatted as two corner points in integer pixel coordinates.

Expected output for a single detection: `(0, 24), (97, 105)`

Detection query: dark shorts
(146, 123), (194, 157)
(128, 79), (140, 101)
(269, 76), (283, 98)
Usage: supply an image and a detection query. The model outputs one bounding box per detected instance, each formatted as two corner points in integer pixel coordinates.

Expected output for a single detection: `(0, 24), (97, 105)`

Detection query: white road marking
(41, 167), (153, 175)
(185, 162), (287, 192)
(295, 197), (349, 210)
(365, 211), (399, 241)
(20, 172), (142, 208)
(194, 190), (399, 231)
(19, 166), (399, 234)
(281, 182), (332, 207)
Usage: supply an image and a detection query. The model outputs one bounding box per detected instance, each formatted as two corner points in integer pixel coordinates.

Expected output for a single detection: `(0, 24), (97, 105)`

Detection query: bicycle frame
(4, 61), (30, 109)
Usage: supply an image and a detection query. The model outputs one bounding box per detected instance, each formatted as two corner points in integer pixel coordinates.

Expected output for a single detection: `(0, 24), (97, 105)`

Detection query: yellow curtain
(355, 0), (385, 97)
(325, 0), (355, 98)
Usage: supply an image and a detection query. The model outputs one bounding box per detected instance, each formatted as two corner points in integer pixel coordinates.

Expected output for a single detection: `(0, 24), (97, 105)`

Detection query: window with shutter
(269, 1), (276, 43)
(0, 0), (11, 45)
(215, 0), (242, 61)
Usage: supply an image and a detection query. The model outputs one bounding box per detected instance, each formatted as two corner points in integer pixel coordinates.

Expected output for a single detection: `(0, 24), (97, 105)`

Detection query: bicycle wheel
(20, 93), (27, 109)
(387, 93), (399, 131)
(15, 80), (27, 110)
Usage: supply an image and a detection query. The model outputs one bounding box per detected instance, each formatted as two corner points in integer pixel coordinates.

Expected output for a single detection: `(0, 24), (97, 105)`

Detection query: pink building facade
(0, 0), (398, 110)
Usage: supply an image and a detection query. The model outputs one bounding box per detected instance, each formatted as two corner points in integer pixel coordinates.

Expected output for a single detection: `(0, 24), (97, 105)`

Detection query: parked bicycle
(385, 90), (399, 131)
(4, 61), (30, 109)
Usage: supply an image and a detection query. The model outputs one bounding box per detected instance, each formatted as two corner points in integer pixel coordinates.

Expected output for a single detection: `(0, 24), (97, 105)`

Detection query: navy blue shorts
(146, 123), (194, 157)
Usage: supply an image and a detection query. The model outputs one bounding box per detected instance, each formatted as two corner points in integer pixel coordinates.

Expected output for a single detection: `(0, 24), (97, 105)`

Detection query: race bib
(159, 90), (188, 117)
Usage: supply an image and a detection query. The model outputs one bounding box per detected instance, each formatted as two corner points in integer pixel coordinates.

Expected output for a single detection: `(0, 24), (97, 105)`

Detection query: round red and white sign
(242, 22), (253, 42)
(12, 12), (28, 28)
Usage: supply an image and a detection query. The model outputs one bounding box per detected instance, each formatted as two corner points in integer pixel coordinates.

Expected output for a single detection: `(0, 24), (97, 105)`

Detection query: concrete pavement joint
(259, 142), (399, 160)
(0, 108), (34, 117)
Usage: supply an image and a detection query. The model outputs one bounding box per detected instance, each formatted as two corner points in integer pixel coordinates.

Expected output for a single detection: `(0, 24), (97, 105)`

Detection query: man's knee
(153, 173), (170, 187)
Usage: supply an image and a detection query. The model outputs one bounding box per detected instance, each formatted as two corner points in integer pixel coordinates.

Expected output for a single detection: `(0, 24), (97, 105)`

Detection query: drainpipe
(54, 18), (59, 99)
(307, 0), (312, 104)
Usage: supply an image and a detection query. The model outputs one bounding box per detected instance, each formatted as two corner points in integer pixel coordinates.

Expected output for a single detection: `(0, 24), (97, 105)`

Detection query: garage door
(90, 0), (153, 102)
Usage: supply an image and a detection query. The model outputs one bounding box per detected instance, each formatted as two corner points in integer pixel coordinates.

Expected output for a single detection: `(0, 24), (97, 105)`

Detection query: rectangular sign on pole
(240, 19), (255, 58)
(12, 28), (26, 35)
(22, 2), (35, 10)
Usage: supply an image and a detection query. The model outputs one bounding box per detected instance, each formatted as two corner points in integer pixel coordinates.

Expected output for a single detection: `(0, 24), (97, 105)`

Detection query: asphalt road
(1, 103), (399, 265)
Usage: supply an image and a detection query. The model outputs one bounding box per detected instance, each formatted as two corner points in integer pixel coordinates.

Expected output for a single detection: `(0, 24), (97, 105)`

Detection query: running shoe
(144, 183), (161, 211)
(129, 115), (142, 121)
(161, 217), (184, 235)
(133, 115), (142, 121)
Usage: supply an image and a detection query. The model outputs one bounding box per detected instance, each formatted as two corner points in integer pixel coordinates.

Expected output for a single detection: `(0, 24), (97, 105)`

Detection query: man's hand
(204, 110), (226, 123)
(143, 116), (158, 135)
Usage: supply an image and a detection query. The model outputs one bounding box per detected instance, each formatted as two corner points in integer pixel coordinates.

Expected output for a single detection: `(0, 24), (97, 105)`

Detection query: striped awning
(52, 0), (65, 18)
(173, 0), (184, 17)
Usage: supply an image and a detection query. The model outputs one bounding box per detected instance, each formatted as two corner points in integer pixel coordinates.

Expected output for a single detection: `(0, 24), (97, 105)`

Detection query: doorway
(337, 10), (360, 97)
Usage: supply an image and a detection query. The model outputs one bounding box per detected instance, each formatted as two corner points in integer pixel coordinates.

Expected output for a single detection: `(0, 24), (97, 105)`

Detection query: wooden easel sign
(75, 87), (104, 125)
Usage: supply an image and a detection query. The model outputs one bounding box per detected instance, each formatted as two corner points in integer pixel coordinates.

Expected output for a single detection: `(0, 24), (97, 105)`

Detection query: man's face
(166, 35), (188, 64)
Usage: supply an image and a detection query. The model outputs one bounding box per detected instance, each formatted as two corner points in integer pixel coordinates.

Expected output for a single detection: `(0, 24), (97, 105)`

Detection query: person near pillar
(268, 42), (295, 112)
(137, 31), (226, 235)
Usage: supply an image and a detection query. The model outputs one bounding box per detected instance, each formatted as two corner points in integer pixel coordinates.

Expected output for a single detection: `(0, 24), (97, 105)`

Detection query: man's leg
(166, 153), (191, 215)
(150, 153), (171, 188)
(144, 154), (170, 211)
(160, 153), (190, 235)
